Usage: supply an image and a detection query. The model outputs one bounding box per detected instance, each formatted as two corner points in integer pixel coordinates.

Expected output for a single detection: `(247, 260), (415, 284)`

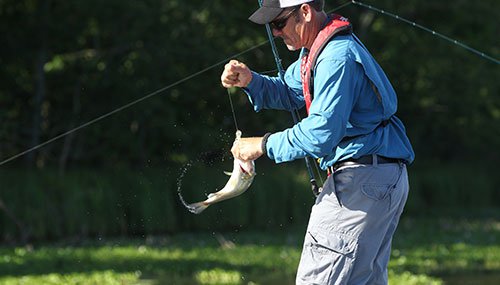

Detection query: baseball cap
(249, 0), (314, 24)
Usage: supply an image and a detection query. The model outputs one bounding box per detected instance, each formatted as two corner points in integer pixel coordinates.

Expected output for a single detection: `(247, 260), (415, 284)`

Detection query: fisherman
(220, 0), (414, 284)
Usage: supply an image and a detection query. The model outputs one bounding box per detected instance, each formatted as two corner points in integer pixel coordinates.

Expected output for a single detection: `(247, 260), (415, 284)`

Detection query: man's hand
(231, 136), (264, 161)
(221, 60), (252, 88)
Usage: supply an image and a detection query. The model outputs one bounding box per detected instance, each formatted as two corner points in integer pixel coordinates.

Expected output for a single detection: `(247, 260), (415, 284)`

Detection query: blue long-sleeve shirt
(244, 34), (414, 169)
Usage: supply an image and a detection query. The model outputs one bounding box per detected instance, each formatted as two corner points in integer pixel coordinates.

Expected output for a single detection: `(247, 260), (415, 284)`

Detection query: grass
(0, 215), (499, 285)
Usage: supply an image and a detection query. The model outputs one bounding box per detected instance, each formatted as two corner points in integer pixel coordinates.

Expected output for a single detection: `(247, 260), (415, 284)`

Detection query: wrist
(261, 133), (271, 155)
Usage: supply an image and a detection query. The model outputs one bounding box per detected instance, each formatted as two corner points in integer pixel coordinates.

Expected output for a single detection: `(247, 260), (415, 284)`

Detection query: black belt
(329, 155), (401, 173)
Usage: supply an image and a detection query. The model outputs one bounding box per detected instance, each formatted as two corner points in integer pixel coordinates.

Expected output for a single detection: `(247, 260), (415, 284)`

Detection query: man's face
(270, 7), (304, 51)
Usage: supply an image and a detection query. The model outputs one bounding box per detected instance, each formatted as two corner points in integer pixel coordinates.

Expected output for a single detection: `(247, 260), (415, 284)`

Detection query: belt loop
(372, 154), (378, 166)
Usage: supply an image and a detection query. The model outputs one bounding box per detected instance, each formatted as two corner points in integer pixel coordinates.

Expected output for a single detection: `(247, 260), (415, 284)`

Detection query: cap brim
(248, 7), (283, 25)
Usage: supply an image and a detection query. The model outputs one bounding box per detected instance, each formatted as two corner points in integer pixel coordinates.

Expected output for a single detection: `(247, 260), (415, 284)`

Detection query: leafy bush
(1, 161), (499, 242)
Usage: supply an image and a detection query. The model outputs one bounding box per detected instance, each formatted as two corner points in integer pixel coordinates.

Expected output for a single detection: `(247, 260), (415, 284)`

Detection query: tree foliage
(0, 0), (499, 242)
(1, 0), (498, 169)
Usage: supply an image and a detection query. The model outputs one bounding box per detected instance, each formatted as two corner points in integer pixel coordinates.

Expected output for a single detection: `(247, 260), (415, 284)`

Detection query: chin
(281, 37), (300, 51)
(285, 44), (299, 51)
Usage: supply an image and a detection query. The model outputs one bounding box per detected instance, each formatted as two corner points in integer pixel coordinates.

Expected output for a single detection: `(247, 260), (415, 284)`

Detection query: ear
(300, 4), (313, 22)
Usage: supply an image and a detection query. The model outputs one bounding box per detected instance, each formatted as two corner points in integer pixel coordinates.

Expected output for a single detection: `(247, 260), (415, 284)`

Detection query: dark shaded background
(0, 0), (499, 242)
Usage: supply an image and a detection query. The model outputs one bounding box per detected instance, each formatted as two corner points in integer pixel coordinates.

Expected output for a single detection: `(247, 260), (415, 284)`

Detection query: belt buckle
(330, 161), (358, 174)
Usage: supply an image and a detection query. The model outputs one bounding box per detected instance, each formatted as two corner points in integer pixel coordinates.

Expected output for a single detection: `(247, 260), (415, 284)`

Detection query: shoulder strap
(301, 14), (352, 113)
(307, 25), (352, 97)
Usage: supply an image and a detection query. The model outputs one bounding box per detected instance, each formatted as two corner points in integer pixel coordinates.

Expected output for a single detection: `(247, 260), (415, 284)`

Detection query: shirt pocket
(296, 229), (357, 284)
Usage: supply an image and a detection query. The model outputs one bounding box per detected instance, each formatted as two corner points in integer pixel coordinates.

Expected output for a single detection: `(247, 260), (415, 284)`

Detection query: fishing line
(351, 0), (500, 65)
(0, 41), (269, 166)
(2, 0), (497, 166)
(327, 1), (355, 15)
(226, 88), (240, 131)
(259, 68), (279, 75)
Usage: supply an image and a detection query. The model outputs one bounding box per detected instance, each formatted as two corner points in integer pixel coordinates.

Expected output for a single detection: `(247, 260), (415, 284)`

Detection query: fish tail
(186, 202), (209, 214)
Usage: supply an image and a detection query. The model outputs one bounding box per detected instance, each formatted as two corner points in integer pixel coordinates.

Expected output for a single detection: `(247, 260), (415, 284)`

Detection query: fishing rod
(257, 0), (323, 197)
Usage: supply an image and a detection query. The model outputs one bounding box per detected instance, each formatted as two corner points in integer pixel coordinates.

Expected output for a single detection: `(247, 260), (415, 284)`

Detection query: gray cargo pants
(296, 159), (409, 285)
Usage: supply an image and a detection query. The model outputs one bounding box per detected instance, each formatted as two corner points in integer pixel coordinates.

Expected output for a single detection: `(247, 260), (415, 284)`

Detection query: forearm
(244, 72), (305, 112)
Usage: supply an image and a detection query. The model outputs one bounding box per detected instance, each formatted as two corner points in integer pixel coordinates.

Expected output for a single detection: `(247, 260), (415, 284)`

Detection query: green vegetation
(1, 162), (499, 241)
(1, 0), (498, 170)
(1, 0), (499, 284)
(1, 217), (499, 285)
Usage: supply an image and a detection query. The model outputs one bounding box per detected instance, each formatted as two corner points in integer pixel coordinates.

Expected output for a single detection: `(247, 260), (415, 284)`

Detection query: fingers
(221, 61), (242, 88)
(221, 60), (252, 88)
(231, 142), (239, 159)
(230, 137), (264, 161)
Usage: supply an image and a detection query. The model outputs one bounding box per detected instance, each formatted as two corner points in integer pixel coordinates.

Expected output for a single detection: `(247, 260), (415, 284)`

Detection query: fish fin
(223, 171), (232, 176)
(186, 202), (209, 214)
(207, 192), (216, 199)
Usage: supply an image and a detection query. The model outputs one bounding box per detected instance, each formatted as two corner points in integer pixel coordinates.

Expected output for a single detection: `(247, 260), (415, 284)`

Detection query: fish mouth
(239, 165), (248, 174)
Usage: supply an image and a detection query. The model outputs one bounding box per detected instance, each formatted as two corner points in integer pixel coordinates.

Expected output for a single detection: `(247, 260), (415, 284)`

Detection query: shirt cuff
(261, 132), (272, 155)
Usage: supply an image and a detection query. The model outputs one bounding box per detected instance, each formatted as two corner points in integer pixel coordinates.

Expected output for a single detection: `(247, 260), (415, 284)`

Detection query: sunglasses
(270, 7), (298, 30)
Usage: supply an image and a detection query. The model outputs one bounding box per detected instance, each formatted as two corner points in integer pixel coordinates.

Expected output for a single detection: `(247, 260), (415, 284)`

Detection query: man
(220, 0), (415, 284)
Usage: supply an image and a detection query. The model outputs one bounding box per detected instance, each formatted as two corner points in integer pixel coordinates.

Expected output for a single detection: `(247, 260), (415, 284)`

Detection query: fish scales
(184, 130), (256, 214)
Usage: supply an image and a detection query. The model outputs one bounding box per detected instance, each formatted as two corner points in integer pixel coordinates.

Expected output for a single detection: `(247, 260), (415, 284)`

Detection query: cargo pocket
(296, 229), (357, 285)
(361, 184), (392, 201)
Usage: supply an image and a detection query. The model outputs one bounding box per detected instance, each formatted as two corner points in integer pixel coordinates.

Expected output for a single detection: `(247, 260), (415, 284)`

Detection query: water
(176, 160), (194, 211)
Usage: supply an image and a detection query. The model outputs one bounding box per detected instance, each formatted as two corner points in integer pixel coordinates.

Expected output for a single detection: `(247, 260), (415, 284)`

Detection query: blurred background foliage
(0, 0), (499, 242)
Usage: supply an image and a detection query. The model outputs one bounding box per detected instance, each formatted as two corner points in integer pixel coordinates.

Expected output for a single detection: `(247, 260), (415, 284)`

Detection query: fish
(185, 130), (256, 214)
